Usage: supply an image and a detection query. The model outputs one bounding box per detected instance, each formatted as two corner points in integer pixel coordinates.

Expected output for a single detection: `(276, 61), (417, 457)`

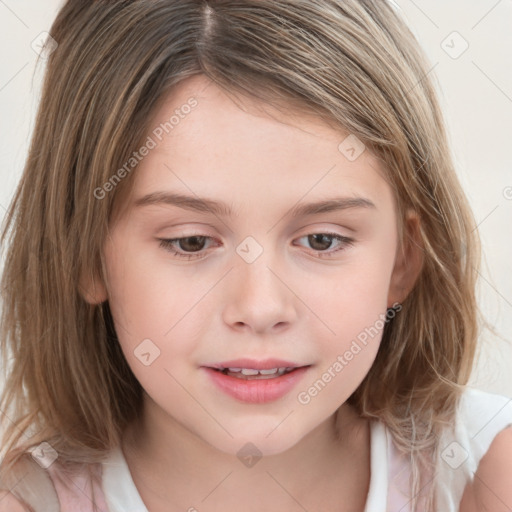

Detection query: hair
(0, 1), (481, 510)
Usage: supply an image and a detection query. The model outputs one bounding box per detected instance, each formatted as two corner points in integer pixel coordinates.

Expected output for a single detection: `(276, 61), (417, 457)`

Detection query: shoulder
(459, 425), (512, 512)
(432, 387), (512, 511)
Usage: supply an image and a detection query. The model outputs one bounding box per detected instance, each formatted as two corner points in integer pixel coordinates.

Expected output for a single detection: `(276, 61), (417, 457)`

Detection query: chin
(202, 421), (305, 458)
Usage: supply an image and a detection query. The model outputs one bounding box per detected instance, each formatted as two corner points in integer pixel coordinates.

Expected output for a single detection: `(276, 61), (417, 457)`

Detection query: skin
(459, 426), (512, 511)
(84, 74), (423, 512)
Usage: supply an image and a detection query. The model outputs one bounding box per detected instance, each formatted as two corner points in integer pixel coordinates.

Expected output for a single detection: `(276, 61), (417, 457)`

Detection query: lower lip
(203, 367), (310, 404)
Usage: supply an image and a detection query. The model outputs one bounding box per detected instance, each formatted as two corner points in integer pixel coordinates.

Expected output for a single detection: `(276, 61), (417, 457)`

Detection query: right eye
(158, 235), (219, 260)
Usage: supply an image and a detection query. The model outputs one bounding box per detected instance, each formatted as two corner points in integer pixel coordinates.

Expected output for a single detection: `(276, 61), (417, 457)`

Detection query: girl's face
(91, 75), (418, 456)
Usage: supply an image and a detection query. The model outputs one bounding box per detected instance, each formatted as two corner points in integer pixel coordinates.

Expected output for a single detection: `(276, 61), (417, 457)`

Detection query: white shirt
(3, 387), (511, 511)
(102, 387), (512, 512)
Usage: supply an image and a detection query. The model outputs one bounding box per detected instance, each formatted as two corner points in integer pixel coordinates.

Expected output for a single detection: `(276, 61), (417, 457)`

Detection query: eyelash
(158, 232), (354, 260)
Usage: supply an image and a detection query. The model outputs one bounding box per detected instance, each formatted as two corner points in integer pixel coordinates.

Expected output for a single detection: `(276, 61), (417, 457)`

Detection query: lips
(201, 358), (312, 403)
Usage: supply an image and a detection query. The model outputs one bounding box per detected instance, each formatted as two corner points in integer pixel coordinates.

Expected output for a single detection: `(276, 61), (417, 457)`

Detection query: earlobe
(387, 210), (424, 307)
(78, 270), (108, 305)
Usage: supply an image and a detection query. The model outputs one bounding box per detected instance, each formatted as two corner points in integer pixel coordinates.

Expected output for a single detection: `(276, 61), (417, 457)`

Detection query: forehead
(121, 75), (394, 220)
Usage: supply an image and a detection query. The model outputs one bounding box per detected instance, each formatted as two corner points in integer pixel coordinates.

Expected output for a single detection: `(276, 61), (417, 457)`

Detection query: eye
(293, 232), (354, 257)
(158, 236), (217, 260)
(158, 232), (354, 260)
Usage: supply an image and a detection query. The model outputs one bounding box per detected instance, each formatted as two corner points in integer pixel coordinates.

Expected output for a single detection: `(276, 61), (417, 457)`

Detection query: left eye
(158, 232), (354, 260)
(294, 233), (354, 256)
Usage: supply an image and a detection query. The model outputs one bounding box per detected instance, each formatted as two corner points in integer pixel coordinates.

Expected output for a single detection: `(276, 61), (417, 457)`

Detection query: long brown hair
(0, 1), (480, 510)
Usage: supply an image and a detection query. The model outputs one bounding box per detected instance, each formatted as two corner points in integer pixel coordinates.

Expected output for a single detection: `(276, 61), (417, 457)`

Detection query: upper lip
(205, 358), (308, 370)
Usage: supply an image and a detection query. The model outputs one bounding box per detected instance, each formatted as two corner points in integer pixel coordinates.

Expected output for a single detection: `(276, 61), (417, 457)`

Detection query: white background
(0, 1), (511, 398)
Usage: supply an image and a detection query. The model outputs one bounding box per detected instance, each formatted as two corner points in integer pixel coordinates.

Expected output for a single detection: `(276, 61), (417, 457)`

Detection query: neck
(121, 393), (370, 511)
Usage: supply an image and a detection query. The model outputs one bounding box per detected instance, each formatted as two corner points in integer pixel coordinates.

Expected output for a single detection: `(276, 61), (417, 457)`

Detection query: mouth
(211, 366), (301, 380)
(202, 362), (312, 404)
(204, 358), (310, 380)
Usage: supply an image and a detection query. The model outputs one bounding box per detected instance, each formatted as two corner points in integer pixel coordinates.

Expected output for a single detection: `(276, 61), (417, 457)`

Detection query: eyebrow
(133, 192), (376, 217)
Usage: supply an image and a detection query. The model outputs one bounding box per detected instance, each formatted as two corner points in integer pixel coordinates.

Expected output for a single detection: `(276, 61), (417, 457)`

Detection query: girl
(1, 1), (511, 511)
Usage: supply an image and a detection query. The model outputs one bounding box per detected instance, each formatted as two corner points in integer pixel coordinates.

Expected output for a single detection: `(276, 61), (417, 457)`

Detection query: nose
(222, 250), (298, 335)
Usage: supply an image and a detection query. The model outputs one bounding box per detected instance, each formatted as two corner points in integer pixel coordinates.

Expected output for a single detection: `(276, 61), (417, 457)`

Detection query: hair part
(1, 1), (481, 510)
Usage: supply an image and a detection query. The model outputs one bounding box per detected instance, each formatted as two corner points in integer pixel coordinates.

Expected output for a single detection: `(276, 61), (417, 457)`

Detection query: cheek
(105, 237), (196, 334)
(295, 284), (389, 413)
(103, 237), (205, 379)
(303, 241), (395, 393)
(104, 245), (204, 399)
(313, 249), (394, 338)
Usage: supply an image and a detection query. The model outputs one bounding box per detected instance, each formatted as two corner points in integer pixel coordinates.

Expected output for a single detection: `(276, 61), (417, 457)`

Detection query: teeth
(241, 368), (260, 376)
(224, 367), (292, 376)
(258, 368), (279, 375)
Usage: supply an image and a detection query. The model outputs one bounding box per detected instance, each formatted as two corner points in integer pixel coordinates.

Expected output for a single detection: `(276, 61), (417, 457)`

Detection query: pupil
(309, 234), (332, 251)
(180, 236), (206, 252)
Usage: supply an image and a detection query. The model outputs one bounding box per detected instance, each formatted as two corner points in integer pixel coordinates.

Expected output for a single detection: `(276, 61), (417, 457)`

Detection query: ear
(387, 209), (424, 307)
(78, 269), (108, 305)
